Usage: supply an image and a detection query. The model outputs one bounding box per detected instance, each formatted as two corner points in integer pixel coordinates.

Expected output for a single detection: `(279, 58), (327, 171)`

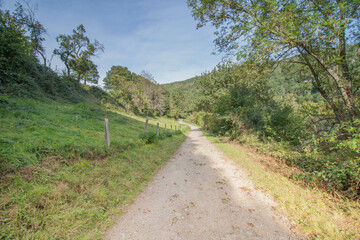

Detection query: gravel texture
(106, 124), (298, 240)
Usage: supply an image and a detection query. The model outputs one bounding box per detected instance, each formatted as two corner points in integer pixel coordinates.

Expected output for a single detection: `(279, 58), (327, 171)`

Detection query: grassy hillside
(0, 95), (189, 239)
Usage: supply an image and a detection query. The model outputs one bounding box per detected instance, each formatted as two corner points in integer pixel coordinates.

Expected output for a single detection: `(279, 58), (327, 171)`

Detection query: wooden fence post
(171, 124), (173, 133)
(144, 119), (148, 133)
(104, 116), (110, 147)
(164, 123), (166, 133)
(156, 123), (159, 136)
(175, 125), (177, 131)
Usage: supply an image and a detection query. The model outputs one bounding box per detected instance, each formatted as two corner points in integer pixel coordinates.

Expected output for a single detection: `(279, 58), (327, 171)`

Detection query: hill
(163, 77), (199, 99)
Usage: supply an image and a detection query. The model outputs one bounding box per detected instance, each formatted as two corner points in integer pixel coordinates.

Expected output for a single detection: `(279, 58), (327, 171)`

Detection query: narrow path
(106, 124), (297, 240)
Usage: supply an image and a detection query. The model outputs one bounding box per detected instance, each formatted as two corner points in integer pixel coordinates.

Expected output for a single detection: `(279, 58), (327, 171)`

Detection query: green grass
(0, 95), (187, 173)
(205, 133), (360, 240)
(0, 95), (189, 239)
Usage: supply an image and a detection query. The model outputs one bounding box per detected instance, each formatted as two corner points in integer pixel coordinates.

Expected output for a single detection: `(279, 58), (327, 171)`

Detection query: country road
(106, 124), (298, 240)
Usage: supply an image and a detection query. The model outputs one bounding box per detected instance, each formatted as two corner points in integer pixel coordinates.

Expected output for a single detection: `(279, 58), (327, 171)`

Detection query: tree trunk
(338, 11), (358, 120)
(65, 62), (71, 76)
(299, 43), (357, 122)
(37, 50), (47, 67)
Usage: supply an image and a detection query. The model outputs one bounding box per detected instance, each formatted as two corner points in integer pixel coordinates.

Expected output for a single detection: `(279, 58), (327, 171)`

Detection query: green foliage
(188, 111), (206, 126)
(178, 46), (359, 197)
(138, 132), (158, 144)
(190, 62), (309, 145)
(0, 5), (100, 101)
(0, 7), (37, 92)
(291, 120), (360, 197)
(163, 77), (201, 117)
(54, 24), (104, 84)
(103, 65), (168, 115)
(182, 59), (360, 198)
(188, 0), (360, 123)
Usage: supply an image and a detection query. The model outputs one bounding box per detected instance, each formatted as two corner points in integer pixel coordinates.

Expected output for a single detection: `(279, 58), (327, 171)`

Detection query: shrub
(291, 120), (360, 198)
(138, 132), (158, 144)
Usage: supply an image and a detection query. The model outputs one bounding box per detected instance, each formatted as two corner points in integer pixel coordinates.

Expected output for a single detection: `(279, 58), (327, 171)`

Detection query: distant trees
(54, 24), (104, 85)
(188, 0), (360, 124)
(169, 90), (185, 118)
(104, 66), (168, 115)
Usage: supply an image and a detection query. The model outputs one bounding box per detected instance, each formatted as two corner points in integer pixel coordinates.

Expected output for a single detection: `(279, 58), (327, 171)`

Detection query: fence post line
(175, 125), (177, 131)
(171, 124), (173, 133)
(164, 124), (166, 133)
(104, 116), (110, 147)
(156, 123), (159, 136)
(144, 119), (149, 133)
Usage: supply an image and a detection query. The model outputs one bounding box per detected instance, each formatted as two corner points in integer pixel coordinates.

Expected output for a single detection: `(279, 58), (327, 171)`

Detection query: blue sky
(2, 0), (224, 85)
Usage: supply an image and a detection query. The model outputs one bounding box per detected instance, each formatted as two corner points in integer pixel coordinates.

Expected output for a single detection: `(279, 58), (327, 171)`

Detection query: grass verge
(0, 128), (188, 239)
(205, 133), (360, 240)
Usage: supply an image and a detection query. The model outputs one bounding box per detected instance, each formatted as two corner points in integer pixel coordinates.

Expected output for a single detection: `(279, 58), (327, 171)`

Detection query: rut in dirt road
(106, 124), (298, 240)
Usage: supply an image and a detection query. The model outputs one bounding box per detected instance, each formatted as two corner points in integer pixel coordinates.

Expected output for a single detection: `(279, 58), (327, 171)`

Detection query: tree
(103, 66), (134, 110)
(80, 59), (99, 85)
(0, 2), (47, 88)
(188, 0), (360, 124)
(103, 65), (132, 91)
(140, 70), (157, 84)
(54, 24), (104, 84)
(15, 1), (47, 66)
(103, 65), (168, 115)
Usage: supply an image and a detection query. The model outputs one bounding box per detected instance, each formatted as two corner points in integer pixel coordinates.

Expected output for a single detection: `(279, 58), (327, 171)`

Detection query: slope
(0, 94), (188, 239)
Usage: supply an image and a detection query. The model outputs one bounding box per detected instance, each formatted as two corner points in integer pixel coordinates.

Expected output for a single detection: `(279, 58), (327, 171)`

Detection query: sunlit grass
(0, 96), (188, 172)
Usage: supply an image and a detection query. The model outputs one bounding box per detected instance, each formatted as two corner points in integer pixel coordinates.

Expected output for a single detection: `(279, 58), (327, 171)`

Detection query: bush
(138, 132), (158, 144)
(291, 120), (360, 198)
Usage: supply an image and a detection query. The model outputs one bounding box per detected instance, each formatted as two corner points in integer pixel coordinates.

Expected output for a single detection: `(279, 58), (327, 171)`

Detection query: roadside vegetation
(206, 134), (360, 239)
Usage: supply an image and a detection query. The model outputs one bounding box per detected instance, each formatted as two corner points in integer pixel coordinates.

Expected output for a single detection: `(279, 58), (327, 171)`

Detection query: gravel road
(106, 124), (298, 240)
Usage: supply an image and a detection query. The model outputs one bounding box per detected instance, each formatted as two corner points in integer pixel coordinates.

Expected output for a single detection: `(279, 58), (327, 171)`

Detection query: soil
(106, 124), (298, 240)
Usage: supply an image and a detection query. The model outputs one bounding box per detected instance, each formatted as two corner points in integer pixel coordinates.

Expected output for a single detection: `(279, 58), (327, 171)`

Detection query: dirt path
(106, 124), (297, 240)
